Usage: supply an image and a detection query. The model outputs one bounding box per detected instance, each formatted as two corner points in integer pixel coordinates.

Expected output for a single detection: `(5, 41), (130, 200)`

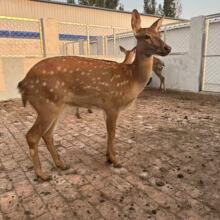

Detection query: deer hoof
(75, 114), (82, 119)
(36, 172), (52, 181)
(113, 162), (122, 169)
(58, 162), (70, 170)
(88, 109), (93, 113)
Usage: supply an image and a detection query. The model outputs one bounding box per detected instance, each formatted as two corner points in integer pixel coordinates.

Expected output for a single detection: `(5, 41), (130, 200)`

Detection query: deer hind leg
(75, 107), (81, 119)
(42, 119), (69, 170)
(88, 108), (93, 113)
(162, 76), (166, 91)
(26, 115), (55, 180)
(105, 111), (121, 168)
(26, 100), (63, 180)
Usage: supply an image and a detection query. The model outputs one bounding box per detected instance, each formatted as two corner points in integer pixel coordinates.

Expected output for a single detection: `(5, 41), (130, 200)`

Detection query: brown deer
(17, 9), (171, 180)
(75, 47), (136, 119)
(119, 46), (166, 90)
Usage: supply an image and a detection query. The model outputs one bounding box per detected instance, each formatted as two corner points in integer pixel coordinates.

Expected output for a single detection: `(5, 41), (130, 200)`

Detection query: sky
(59, 0), (220, 19)
(120, 0), (220, 19)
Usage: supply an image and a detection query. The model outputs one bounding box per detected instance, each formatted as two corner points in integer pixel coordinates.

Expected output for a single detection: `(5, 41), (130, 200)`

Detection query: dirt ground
(0, 89), (220, 220)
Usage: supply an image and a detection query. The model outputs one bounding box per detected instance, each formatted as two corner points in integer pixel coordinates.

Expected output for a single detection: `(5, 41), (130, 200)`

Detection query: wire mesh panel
(88, 26), (113, 58)
(59, 22), (133, 61)
(203, 16), (220, 92)
(115, 29), (136, 62)
(0, 16), (43, 57)
(59, 22), (88, 56)
(161, 22), (190, 55)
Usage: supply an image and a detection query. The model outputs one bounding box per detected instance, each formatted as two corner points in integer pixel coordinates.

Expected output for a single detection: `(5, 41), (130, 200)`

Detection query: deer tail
(17, 81), (28, 107)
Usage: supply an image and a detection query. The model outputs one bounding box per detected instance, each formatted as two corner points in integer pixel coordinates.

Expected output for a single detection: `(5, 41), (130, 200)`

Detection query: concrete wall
(0, 58), (42, 100)
(151, 16), (205, 92)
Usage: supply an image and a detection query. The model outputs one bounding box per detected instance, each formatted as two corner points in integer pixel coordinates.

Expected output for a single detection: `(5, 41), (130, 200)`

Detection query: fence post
(86, 25), (90, 56)
(113, 28), (116, 56)
(41, 18), (60, 57)
(199, 18), (209, 91)
(188, 16), (206, 92)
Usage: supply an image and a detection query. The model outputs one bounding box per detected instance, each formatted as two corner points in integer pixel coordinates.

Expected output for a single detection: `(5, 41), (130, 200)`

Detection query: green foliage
(144, 0), (156, 14)
(67, 0), (75, 3)
(78, 0), (119, 10)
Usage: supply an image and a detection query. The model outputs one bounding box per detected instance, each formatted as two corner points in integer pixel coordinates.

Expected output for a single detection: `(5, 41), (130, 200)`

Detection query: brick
(22, 194), (47, 218)
(47, 196), (74, 220)
(0, 191), (20, 214)
(96, 201), (122, 220)
(14, 180), (34, 199)
(70, 199), (101, 220)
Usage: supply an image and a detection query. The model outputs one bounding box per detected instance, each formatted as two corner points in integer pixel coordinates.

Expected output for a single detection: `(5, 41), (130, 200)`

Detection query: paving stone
(0, 90), (220, 219)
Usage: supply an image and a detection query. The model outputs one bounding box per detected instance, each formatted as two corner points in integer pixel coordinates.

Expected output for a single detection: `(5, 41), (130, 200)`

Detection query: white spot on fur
(42, 82), (47, 86)
(89, 69), (93, 72)
(50, 71), (54, 75)
(57, 66), (61, 71)
(35, 89), (39, 93)
(30, 149), (35, 156)
(30, 84), (34, 89)
(50, 88), (54, 92)
(81, 72), (85, 75)
(46, 99), (50, 103)
(84, 86), (91, 89)
(76, 68), (80, 71)
(116, 83), (120, 87)
(61, 82), (65, 87)
(42, 70), (46, 74)
(62, 58), (66, 62)
(63, 68), (67, 72)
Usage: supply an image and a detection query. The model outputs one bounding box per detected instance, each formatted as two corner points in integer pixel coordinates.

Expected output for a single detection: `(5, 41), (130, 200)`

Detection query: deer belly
(64, 93), (104, 109)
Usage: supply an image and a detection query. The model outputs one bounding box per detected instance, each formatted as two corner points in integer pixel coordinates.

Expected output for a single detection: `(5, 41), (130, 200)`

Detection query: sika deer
(18, 9), (171, 180)
(119, 46), (166, 90)
(75, 47), (136, 119)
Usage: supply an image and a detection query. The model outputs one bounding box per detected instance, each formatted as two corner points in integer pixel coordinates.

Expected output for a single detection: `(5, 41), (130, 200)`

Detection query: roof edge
(30, 0), (188, 21)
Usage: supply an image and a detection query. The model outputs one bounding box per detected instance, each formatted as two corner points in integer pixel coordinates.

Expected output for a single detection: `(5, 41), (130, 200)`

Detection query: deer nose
(164, 45), (171, 53)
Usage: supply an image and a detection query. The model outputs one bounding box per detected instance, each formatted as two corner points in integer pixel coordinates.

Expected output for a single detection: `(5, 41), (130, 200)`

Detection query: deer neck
(132, 51), (153, 89)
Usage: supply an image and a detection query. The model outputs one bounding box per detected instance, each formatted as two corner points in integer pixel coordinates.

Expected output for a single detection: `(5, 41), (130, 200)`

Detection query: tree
(163, 0), (182, 18)
(105, 0), (119, 9)
(118, 3), (124, 11)
(78, 0), (96, 6)
(144, 0), (157, 15)
(78, 0), (120, 10)
(95, 0), (105, 7)
(67, 0), (75, 3)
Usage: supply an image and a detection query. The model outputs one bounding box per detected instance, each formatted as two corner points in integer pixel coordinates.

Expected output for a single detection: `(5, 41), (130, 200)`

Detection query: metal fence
(202, 14), (220, 92)
(161, 21), (190, 55)
(0, 16), (43, 57)
(58, 21), (132, 61)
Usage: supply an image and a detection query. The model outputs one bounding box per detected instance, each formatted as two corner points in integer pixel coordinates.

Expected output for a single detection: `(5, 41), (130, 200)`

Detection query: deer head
(119, 46), (136, 64)
(131, 10), (171, 57)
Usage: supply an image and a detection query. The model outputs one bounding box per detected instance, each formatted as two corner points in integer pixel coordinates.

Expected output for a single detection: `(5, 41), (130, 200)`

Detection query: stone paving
(0, 89), (220, 220)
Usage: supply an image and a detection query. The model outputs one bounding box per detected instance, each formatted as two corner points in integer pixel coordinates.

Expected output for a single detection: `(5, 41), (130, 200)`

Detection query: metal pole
(199, 18), (209, 91)
(86, 25), (90, 56)
(113, 28), (116, 56)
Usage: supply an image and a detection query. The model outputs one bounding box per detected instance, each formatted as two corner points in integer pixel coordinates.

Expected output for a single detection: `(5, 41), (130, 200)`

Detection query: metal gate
(202, 14), (220, 92)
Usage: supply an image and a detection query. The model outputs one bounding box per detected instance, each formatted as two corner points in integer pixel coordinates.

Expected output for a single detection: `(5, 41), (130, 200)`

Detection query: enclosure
(0, 89), (220, 219)
(1, 0), (220, 219)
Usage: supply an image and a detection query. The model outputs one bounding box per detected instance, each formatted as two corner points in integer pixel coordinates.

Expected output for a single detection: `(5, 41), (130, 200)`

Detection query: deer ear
(150, 16), (164, 32)
(119, 46), (126, 53)
(131, 9), (141, 34)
